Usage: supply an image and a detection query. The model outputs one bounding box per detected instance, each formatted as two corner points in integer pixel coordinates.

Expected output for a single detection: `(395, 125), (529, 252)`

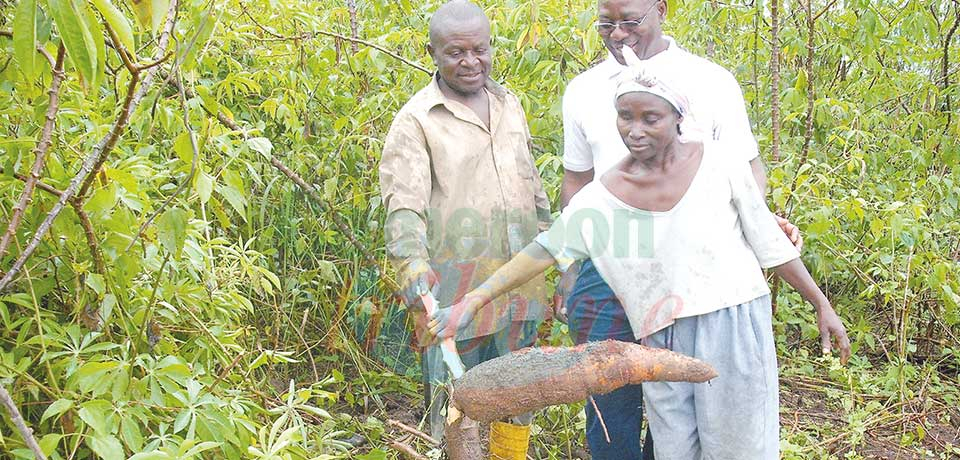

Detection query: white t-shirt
(536, 142), (798, 339)
(563, 37), (759, 176)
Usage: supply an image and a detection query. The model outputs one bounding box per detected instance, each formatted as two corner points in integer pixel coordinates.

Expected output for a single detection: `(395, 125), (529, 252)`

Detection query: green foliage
(0, 0), (958, 458)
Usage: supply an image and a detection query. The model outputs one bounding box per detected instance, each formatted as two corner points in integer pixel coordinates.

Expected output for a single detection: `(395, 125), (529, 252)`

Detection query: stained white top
(536, 141), (798, 338)
(562, 36), (760, 175)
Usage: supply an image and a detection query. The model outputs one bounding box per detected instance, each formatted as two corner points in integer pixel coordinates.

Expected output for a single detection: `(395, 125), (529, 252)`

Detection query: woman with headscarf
(426, 53), (851, 459)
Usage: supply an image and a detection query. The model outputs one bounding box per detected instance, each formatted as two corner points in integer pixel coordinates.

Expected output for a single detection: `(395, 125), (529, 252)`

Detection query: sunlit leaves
(48, 0), (101, 91)
(13, 0), (39, 81)
(129, 0), (171, 34)
(92, 0), (136, 53)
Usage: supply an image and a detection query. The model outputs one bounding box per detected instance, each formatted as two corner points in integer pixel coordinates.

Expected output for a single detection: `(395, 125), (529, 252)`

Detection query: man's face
(429, 18), (493, 97)
(598, 0), (666, 64)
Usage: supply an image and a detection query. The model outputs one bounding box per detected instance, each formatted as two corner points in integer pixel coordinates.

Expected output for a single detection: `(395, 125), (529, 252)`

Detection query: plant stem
(0, 385), (47, 460)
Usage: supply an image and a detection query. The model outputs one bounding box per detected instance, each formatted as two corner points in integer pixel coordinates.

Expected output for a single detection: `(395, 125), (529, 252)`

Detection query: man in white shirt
(558, 0), (801, 458)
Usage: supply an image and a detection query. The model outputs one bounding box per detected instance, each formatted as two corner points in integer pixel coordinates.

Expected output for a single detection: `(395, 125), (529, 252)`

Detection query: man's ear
(659, 0), (668, 20)
(426, 43), (435, 61)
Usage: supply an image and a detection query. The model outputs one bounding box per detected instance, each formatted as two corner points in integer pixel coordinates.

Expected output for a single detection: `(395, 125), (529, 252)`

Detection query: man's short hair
(428, 0), (490, 47)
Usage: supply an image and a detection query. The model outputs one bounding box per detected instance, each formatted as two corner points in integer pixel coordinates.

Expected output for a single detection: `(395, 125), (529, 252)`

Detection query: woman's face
(615, 91), (681, 160)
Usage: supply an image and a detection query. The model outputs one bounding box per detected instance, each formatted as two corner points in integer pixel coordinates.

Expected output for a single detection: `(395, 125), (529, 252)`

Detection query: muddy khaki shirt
(379, 75), (551, 340)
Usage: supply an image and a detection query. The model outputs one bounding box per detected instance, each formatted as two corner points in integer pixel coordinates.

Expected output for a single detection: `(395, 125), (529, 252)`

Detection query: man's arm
(560, 168), (594, 209)
(379, 113), (437, 305)
(750, 156), (768, 193)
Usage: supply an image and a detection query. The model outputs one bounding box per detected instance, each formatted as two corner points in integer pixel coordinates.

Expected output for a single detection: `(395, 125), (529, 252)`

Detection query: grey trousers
(641, 295), (779, 460)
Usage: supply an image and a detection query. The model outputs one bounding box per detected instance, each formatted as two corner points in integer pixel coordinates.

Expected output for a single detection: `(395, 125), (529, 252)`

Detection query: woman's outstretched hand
(426, 295), (486, 343)
(816, 304), (852, 365)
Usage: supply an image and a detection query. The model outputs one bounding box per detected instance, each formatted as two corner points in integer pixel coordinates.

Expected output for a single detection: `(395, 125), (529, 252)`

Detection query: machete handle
(420, 292), (466, 379)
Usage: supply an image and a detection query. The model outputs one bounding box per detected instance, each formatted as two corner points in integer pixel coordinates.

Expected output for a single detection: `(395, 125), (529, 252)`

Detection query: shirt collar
(425, 72), (507, 107)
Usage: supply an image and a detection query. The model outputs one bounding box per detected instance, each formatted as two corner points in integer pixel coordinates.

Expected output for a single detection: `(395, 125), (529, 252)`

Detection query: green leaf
(13, 0), (39, 81)
(121, 418), (144, 451)
(48, 0), (99, 91)
(40, 399), (74, 423)
(86, 434), (125, 460)
(157, 208), (189, 257)
(356, 450), (388, 460)
(246, 137), (273, 159)
(128, 0), (170, 33)
(77, 362), (119, 394)
(84, 6), (106, 92)
(84, 183), (118, 213)
(217, 184), (247, 218)
(77, 399), (113, 435)
(129, 452), (172, 460)
(85, 273), (106, 296)
(39, 433), (64, 456)
(195, 171), (214, 204)
(91, 0), (135, 53)
(174, 132), (195, 165)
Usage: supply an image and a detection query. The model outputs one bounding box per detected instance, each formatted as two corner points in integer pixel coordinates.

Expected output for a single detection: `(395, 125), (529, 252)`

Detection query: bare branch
(347, 0), (359, 54)
(72, 200), (107, 275)
(0, 385), (47, 460)
(387, 419), (439, 446)
(786, 0), (817, 215)
(36, 46), (57, 70)
(0, 0), (180, 293)
(387, 440), (428, 460)
(0, 30), (11, 38)
(3, 171), (64, 197)
(136, 51), (175, 72)
(0, 45), (66, 261)
(770, 0), (782, 164)
(104, 22), (137, 74)
(239, 4), (430, 75)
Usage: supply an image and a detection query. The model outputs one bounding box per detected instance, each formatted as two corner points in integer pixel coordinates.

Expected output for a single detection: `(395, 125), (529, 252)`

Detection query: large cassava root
(450, 340), (717, 423)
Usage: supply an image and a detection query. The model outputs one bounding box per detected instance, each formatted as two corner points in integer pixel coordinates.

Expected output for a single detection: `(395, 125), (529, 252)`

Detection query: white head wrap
(613, 46), (689, 117)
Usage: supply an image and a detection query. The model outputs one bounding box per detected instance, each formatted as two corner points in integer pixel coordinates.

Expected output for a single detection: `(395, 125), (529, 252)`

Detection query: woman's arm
(426, 241), (557, 342)
(773, 258), (852, 364)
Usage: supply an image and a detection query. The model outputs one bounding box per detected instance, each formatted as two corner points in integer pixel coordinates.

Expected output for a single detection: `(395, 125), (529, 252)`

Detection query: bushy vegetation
(0, 0), (957, 458)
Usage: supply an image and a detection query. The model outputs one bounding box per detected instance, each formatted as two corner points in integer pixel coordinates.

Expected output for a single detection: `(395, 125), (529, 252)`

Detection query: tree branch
(347, 0), (359, 54)
(0, 45), (66, 261)
(0, 385), (47, 460)
(3, 171), (64, 197)
(796, 0), (816, 195)
(71, 200), (106, 275)
(770, 0), (782, 164)
(104, 22), (137, 74)
(239, 4), (430, 75)
(0, 0), (180, 293)
(0, 30), (11, 38)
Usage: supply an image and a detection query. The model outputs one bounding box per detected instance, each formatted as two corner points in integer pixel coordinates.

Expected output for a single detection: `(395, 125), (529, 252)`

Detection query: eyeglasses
(595, 1), (660, 35)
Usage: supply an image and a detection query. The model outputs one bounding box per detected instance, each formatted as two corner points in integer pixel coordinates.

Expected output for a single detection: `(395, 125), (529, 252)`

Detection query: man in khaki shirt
(378, 0), (550, 456)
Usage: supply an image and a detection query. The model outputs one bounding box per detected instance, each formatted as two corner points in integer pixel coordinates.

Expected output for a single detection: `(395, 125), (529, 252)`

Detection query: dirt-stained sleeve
(728, 152), (798, 268)
(379, 110), (431, 266)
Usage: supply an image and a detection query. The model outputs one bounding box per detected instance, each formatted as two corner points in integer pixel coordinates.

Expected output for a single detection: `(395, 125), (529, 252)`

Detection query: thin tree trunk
(0, 46), (65, 261)
(347, 0), (359, 54)
(0, 385), (47, 460)
(770, 0), (782, 163)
